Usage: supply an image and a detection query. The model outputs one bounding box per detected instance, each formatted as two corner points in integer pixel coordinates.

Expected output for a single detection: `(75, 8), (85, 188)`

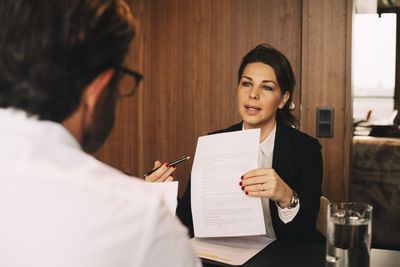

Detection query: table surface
(202, 240), (400, 267)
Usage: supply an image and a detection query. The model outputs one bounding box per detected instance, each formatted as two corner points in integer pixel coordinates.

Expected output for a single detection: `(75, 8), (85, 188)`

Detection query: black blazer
(177, 121), (324, 241)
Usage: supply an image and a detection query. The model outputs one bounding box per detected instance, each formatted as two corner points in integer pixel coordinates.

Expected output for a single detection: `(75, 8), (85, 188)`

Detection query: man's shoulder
(14, 139), (165, 211)
(60, 151), (162, 205)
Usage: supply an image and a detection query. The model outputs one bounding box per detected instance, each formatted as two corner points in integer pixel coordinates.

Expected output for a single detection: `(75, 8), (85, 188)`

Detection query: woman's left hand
(240, 168), (293, 208)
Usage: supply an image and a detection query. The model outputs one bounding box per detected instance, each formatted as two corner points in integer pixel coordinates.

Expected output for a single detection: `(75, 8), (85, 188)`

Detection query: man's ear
(82, 69), (115, 117)
(278, 91), (290, 110)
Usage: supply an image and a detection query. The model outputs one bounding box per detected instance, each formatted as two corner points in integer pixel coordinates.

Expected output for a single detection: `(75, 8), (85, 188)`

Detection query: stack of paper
(191, 236), (273, 266)
(190, 129), (274, 265)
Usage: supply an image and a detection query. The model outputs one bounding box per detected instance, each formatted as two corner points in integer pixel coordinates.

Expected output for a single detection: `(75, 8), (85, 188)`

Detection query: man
(0, 0), (201, 266)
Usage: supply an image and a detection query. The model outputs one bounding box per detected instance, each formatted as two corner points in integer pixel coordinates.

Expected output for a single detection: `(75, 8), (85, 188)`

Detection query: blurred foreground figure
(0, 1), (201, 266)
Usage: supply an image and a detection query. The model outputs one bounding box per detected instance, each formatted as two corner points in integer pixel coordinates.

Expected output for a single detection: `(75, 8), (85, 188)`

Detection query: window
(353, 13), (397, 124)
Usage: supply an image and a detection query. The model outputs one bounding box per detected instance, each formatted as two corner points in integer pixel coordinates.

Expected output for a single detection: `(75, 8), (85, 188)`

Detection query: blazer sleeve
(271, 138), (324, 241)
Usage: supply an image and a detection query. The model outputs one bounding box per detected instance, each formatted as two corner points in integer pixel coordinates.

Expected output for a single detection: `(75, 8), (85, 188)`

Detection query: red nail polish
(239, 181), (242, 186)
(166, 163), (169, 167)
(241, 186), (245, 190)
(241, 176), (244, 180)
(245, 191), (248, 195)
(173, 165), (176, 168)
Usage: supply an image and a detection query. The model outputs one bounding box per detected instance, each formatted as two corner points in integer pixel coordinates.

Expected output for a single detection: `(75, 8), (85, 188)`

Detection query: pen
(144, 156), (191, 177)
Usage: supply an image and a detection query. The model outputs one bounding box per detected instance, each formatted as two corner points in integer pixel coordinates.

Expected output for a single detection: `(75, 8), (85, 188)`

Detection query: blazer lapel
(224, 122), (242, 133)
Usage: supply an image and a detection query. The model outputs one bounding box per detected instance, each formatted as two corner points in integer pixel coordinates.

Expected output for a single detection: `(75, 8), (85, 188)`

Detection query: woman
(177, 44), (324, 241)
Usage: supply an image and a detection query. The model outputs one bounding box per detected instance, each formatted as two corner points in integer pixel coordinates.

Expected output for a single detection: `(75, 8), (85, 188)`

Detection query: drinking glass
(326, 202), (373, 267)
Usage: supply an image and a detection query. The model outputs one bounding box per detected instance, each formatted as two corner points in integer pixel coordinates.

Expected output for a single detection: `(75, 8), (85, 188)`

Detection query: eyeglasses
(115, 66), (143, 97)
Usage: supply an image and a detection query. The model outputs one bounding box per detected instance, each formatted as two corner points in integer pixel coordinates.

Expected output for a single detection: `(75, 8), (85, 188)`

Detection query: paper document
(147, 181), (178, 214)
(191, 236), (274, 266)
(191, 129), (265, 237)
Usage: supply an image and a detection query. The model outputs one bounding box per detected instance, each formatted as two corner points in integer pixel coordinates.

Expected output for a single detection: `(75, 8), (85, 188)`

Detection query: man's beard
(81, 83), (118, 153)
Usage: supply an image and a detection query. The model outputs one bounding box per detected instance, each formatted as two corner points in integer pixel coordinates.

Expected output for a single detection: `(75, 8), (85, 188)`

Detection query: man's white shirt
(0, 108), (201, 267)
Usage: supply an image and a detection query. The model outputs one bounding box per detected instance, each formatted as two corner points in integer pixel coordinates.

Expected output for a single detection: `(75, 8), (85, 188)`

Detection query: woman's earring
(289, 102), (295, 110)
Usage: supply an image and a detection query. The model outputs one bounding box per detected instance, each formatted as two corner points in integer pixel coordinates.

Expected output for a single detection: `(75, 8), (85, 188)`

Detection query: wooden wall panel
(95, 0), (302, 195)
(301, 0), (353, 202)
(94, 0), (145, 175)
(95, 0), (353, 202)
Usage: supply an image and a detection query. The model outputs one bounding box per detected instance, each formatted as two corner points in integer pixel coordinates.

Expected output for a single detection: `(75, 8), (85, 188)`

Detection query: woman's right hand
(145, 160), (175, 182)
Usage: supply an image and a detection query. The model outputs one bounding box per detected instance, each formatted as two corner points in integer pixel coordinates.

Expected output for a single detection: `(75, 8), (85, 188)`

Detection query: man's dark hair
(0, 0), (135, 122)
(238, 44), (297, 126)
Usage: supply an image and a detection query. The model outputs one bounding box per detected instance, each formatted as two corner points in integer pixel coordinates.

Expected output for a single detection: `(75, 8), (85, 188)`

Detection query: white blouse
(243, 123), (300, 239)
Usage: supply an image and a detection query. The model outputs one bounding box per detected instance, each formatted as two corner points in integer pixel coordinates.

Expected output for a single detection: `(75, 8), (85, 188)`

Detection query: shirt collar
(242, 122), (276, 158)
(0, 108), (81, 150)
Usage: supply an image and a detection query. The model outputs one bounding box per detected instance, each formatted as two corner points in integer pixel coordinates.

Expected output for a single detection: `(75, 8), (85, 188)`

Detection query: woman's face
(237, 62), (289, 131)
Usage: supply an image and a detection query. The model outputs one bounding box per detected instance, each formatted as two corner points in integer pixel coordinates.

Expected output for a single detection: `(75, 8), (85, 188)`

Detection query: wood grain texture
(94, 0), (145, 176)
(301, 0), (353, 202)
(95, 0), (302, 195)
(95, 0), (352, 202)
(395, 11), (400, 111)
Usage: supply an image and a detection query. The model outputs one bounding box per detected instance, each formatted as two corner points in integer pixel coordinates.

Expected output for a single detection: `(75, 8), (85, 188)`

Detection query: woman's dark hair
(0, 0), (135, 122)
(238, 44), (297, 126)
